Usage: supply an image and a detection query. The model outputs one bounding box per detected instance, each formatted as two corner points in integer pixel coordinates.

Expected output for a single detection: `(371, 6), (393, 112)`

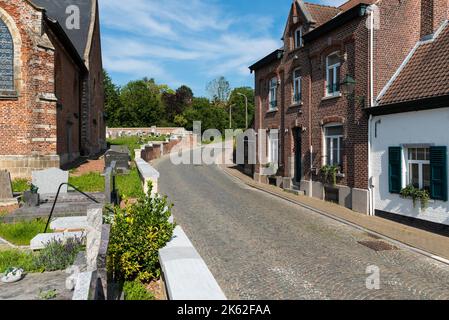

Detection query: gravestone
(0, 170), (14, 203)
(104, 146), (130, 173)
(32, 168), (69, 195)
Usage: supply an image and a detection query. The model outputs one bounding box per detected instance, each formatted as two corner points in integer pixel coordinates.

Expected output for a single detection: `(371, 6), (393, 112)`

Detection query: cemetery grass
(0, 249), (39, 273)
(0, 219), (49, 246)
(68, 167), (144, 198)
(12, 178), (29, 193)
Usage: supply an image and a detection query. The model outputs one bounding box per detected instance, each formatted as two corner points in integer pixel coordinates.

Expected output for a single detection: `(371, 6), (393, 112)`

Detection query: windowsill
(266, 108), (279, 114)
(290, 100), (303, 107)
(0, 90), (18, 100)
(322, 93), (342, 101)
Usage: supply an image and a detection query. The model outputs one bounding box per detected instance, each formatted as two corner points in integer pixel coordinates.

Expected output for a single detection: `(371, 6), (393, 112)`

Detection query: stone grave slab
(105, 146), (130, 172)
(32, 168), (69, 195)
(0, 170), (17, 206)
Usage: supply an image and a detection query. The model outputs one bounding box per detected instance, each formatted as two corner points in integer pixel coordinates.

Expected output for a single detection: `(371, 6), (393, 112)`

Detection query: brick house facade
(0, 0), (105, 179)
(250, 0), (446, 214)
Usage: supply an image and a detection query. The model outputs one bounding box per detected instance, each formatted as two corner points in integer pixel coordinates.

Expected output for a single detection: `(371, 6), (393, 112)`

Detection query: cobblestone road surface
(155, 158), (449, 300)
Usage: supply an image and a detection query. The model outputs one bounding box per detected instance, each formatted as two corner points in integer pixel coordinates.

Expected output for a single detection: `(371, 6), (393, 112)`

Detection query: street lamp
(340, 74), (365, 106)
(236, 92), (249, 130)
(229, 104), (235, 129)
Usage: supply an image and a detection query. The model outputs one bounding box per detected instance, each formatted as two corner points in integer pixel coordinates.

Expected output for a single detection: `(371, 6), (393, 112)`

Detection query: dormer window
(294, 27), (303, 49)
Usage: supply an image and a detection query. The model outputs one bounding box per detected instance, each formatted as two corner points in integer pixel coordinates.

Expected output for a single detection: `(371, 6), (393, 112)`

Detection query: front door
(294, 128), (302, 184)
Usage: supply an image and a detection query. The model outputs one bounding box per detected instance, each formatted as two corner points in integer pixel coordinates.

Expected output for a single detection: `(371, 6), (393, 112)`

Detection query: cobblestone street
(155, 157), (449, 300)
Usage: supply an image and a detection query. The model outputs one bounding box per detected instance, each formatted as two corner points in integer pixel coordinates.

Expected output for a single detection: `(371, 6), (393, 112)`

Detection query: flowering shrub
(108, 183), (175, 282)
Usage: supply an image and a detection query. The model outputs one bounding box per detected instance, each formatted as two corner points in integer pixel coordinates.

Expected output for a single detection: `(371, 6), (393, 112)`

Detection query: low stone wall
(159, 226), (227, 300)
(135, 158), (160, 196)
(106, 127), (189, 139)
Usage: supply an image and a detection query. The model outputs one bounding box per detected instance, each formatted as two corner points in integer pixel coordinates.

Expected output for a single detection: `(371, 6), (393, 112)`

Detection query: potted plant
(23, 184), (40, 207)
(321, 165), (340, 186)
(400, 185), (430, 211)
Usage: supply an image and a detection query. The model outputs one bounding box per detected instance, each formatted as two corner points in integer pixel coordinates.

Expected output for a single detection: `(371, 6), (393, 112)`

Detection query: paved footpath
(155, 158), (449, 300)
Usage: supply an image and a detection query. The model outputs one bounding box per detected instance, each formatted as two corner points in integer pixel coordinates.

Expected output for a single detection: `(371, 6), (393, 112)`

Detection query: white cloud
(99, 0), (281, 91)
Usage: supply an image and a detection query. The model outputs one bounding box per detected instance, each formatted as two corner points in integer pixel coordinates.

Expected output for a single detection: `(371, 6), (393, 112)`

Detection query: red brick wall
(86, 4), (105, 156)
(0, 1), (57, 160)
(49, 28), (82, 165)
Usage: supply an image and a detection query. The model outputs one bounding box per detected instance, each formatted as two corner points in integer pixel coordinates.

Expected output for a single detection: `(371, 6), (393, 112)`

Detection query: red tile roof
(377, 23), (449, 106)
(304, 2), (342, 27)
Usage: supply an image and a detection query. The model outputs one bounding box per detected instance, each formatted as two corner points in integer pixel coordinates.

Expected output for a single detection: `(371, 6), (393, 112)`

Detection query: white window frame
(326, 52), (341, 97)
(268, 77), (277, 111)
(294, 27), (303, 49)
(268, 130), (279, 166)
(293, 68), (301, 104)
(323, 124), (343, 166)
(406, 147), (430, 190)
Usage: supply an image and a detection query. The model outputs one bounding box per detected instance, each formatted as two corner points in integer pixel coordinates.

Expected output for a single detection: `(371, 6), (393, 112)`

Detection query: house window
(0, 19), (14, 92)
(324, 125), (343, 166)
(268, 130), (279, 166)
(407, 148), (431, 191)
(268, 77), (277, 110)
(294, 27), (303, 49)
(326, 52), (341, 96)
(293, 68), (301, 104)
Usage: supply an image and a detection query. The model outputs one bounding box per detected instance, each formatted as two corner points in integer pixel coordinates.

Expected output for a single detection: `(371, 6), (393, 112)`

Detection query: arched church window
(0, 18), (14, 92)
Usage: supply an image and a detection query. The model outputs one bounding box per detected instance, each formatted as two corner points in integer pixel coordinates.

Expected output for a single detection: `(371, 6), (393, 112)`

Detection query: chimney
(421, 0), (449, 38)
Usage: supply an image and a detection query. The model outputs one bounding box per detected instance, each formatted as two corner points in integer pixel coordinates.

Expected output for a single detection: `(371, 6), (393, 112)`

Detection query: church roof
(30, 0), (95, 58)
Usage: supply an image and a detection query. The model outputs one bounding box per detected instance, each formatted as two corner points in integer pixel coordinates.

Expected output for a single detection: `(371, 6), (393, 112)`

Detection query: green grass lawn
(69, 172), (105, 193)
(12, 179), (30, 193)
(68, 167), (143, 198)
(0, 219), (48, 246)
(0, 249), (38, 273)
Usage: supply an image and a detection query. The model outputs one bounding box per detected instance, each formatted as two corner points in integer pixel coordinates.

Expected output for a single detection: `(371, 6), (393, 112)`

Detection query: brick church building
(0, 0), (105, 179)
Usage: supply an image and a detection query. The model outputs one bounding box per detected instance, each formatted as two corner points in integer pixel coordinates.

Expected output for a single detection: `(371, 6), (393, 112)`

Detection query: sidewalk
(222, 165), (449, 262)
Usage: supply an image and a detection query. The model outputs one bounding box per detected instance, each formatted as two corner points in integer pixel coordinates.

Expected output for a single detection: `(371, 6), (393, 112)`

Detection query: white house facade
(371, 108), (449, 226)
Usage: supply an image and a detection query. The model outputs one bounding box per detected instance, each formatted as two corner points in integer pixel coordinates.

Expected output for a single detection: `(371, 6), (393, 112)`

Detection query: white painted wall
(371, 107), (449, 226)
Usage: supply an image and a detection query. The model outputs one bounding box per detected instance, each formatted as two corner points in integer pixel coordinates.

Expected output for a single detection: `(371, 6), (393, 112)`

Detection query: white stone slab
(159, 226), (226, 300)
(30, 231), (85, 250)
(50, 217), (88, 231)
(32, 168), (69, 195)
(72, 271), (95, 300)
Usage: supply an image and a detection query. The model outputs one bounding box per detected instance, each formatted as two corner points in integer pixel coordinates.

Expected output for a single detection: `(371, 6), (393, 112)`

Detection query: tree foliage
(206, 76), (231, 103)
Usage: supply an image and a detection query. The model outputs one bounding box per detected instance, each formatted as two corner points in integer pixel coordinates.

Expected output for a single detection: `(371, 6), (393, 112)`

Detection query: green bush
(123, 280), (155, 300)
(33, 237), (84, 272)
(108, 183), (175, 282)
(0, 219), (48, 246)
(0, 249), (38, 273)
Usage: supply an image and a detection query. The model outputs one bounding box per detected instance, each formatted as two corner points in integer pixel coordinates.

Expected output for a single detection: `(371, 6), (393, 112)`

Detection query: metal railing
(43, 183), (114, 233)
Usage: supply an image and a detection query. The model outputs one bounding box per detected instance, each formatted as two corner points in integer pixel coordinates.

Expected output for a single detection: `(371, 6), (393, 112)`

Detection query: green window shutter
(389, 147), (402, 194)
(430, 146), (448, 201)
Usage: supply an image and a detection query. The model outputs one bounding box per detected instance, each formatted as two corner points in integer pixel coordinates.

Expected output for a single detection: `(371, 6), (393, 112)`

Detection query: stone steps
(284, 187), (305, 196)
(30, 231), (85, 250)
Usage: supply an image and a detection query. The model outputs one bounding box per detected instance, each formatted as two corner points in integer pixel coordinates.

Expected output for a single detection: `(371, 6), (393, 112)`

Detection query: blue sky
(99, 0), (346, 97)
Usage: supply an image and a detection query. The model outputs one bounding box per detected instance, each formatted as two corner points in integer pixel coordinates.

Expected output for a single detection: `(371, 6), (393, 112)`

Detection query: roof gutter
(249, 49), (284, 72)
(366, 94), (449, 116)
(303, 4), (369, 43)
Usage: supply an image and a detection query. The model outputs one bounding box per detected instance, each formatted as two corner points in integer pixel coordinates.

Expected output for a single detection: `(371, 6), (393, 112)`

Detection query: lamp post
(236, 92), (249, 130)
(229, 104), (235, 129)
(340, 74), (365, 106)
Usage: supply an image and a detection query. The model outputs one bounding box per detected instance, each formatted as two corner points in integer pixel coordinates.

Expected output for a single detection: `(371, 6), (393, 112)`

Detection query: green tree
(228, 87), (255, 130)
(103, 69), (123, 127)
(183, 97), (228, 133)
(119, 80), (165, 127)
(162, 85), (194, 124)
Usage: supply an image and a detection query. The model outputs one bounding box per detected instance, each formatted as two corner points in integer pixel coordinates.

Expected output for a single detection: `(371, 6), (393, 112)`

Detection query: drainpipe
(367, 5), (376, 216)
(308, 61), (313, 198)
